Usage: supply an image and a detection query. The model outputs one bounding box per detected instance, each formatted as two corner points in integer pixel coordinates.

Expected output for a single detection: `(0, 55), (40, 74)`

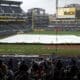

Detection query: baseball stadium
(0, 0), (80, 80)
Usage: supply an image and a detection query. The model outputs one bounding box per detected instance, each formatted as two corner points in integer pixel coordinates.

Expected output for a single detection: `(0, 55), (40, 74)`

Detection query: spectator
(15, 60), (29, 80)
(0, 59), (8, 80)
(69, 58), (79, 80)
(54, 60), (63, 80)
(8, 58), (14, 70)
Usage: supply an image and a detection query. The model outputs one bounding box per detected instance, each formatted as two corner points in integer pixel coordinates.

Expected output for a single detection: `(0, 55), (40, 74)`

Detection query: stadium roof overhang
(0, 0), (22, 5)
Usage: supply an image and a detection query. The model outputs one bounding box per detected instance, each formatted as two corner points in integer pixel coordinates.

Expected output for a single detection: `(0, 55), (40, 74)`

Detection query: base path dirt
(44, 44), (80, 49)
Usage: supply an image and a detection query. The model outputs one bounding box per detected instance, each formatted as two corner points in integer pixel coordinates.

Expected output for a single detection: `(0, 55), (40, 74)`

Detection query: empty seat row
(1, 6), (12, 13)
(11, 6), (22, 13)
(0, 23), (31, 35)
(0, 6), (23, 13)
(0, 6), (3, 13)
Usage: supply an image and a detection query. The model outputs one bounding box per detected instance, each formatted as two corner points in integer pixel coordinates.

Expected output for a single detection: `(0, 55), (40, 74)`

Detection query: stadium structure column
(32, 10), (34, 31)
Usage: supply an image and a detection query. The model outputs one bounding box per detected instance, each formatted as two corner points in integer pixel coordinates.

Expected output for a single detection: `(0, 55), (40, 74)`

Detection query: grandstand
(0, 0), (80, 35)
(0, 0), (31, 36)
(49, 4), (80, 31)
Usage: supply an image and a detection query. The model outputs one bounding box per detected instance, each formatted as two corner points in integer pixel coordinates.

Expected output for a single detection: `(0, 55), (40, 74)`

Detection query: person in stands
(0, 59), (8, 80)
(15, 60), (30, 80)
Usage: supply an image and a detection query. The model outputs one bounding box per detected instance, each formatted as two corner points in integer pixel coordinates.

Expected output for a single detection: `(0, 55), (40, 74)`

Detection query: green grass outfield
(28, 31), (80, 36)
(0, 44), (80, 56)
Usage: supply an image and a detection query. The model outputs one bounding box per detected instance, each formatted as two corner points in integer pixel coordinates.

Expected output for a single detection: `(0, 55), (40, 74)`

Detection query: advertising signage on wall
(57, 8), (76, 18)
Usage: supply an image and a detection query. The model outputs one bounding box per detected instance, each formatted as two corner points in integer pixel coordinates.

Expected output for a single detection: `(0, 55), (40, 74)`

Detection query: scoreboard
(57, 8), (76, 18)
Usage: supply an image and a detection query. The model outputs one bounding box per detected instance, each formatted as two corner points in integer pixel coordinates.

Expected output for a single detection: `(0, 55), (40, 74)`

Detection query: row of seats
(0, 23), (31, 35)
(0, 6), (22, 13)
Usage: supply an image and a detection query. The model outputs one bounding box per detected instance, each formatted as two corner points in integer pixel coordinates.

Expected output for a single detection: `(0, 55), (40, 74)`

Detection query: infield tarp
(0, 34), (80, 44)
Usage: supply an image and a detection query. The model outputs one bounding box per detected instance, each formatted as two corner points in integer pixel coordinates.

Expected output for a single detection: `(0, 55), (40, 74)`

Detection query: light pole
(52, 0), (58, 55)
(56, 0), (58, 18)
(55, 0), (58, 54)
(32, 10), (34, 31)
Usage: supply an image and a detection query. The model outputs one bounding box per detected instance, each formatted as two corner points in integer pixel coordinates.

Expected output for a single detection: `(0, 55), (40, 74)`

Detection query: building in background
(27, 8), (49, 31)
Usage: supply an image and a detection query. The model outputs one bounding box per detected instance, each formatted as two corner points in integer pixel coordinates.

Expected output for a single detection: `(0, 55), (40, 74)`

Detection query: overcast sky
(20, 0), (56, 14)
(10, 0), (80, 14)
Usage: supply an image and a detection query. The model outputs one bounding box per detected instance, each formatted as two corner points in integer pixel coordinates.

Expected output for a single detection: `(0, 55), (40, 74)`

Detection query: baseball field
(0, 31), (80, 56)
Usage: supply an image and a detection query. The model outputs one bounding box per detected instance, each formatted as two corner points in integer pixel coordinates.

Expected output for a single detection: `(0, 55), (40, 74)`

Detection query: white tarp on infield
(0, 34), (80, 44)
